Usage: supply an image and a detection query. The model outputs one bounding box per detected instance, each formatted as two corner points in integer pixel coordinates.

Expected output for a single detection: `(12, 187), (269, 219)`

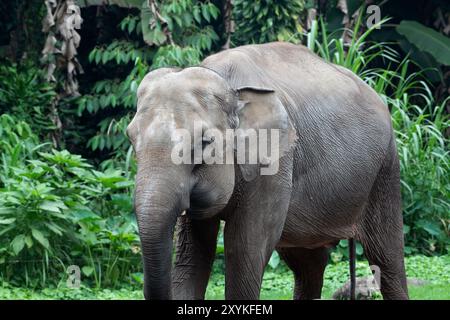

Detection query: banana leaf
(396, 20), (450, 66)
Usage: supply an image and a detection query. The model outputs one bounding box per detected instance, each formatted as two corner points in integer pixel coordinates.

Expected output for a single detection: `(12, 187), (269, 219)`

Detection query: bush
(0, 62), (57, 139)
(0, 114), (140, 288)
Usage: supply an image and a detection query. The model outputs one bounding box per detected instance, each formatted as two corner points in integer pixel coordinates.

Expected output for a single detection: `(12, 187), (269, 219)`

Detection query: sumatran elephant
(126, 42), (408, 300)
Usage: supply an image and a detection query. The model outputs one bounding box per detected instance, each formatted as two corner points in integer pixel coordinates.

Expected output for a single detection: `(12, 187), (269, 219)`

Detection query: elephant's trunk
(134, 168), (188, 300)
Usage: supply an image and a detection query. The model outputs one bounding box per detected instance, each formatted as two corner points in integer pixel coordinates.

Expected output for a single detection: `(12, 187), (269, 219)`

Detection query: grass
(407, 284), (449, 300)
(0, 255), (448, 300)
(206, 254), (450, 300)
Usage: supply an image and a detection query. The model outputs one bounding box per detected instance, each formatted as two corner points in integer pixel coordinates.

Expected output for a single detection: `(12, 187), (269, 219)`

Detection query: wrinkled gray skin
(127, 42), (408, 300)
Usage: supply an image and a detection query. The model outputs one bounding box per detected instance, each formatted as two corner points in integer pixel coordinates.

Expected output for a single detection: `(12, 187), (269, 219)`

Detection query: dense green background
(0, 0), (449, 299)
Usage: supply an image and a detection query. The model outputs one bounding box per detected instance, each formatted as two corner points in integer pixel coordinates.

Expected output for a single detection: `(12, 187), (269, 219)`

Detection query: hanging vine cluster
(42, 0), (83, 96)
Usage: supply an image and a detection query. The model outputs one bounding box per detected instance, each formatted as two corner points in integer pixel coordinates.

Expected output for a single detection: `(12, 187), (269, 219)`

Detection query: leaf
(101, 51), (109, 64)
(209, 4), (219, 20)
(39, 200), (67, 213)
(201, 4), (211, 23)
(115, 181), (135, 189)
(95, 49), (102, 64)
(44, 222), (63, 236)
(88, 49), (96, 63)
(72, 208), (102, 222)
(31, 228), (50, 249)
(398, 39), (442, 82)
(417, 220), (442, 237)
(403, 225), (410, 234)
(193, 6), (201, 24)
(268, 251), (280, 269)
(131, 272), (144, 284)
(0, 218), (16, 224)
(397, 21), (450, 66)
(11, 235), (25, 255)
(128, 17), (136, 34)
(338, 239), (348, 248)
(0, 225), (14, 237)
(25, 235), (33, 248)
(356, 242), (363, 255)
(82, 266), (94, 276)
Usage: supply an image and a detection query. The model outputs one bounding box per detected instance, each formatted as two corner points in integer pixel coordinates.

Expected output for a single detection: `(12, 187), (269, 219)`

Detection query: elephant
(126, 42), (409, 300)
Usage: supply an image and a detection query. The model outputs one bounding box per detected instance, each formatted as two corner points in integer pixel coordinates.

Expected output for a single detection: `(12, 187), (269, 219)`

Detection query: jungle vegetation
(0, 0), (448, 294)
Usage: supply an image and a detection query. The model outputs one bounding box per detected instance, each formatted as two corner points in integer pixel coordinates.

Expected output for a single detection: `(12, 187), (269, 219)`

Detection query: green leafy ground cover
(1, 255), (448, 300)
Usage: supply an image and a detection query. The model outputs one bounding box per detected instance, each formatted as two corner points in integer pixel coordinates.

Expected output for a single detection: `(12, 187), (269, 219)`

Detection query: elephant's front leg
(172, 215), (220, 299)
(224, 173), (292, 299)
(224, 208), (287, 299)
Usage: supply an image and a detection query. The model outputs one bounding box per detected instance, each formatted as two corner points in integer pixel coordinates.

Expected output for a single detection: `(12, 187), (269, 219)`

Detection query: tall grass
(307, 16), (398, 77)
(305, 14), (449, 255)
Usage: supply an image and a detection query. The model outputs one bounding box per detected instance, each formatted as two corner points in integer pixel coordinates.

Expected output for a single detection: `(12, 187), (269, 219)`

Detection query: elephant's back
(202, 42), (394, 176)
(201, 42), (392, 138)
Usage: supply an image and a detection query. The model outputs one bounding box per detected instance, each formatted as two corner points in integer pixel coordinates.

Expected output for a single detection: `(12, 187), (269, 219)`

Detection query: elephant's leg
(172, 215), (220, 299)
(223, 216), (283, 300)
(358, 146), (408, 300)
(223, 154), (293, 299)
(277, 247), (328, 300)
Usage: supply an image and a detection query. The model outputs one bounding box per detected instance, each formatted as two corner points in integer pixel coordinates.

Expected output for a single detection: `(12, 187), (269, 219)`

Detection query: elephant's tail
(349, 238), (356, 300)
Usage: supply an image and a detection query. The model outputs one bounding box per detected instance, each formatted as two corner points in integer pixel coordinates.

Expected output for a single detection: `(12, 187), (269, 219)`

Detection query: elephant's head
(127, 67), (295, 299)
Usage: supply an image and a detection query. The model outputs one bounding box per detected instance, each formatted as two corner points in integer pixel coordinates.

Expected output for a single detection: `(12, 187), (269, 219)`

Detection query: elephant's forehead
(133, 108), (209, 150)
(139, 72), (226, 104)
(136, 83), (227, 130)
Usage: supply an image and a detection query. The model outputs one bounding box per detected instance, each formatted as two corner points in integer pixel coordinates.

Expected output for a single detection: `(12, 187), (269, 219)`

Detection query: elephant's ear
(235, 86), (297, 181)
(136, 67), (180, 106)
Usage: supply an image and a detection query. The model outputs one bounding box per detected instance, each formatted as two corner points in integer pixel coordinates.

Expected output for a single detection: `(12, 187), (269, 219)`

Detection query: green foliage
(232, 0), (305, 45)
(0, 255), (447, 299)
(88, 40), (152, 67)
(0, 114), (44, 167)
(307, 15), (398, 76)
(78, 0), (220, 161)
(0, 114), (139, 288)
(152, 45), (201, 68)
(207, 255), (450, 300)
(363, 57), (449, 255)
(79, 45), (150, 157)
(141, 0), (220, 49)
(330, 240), (364, 263)
(0, 63), (57, 138)
(392, 93), (449, 254)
